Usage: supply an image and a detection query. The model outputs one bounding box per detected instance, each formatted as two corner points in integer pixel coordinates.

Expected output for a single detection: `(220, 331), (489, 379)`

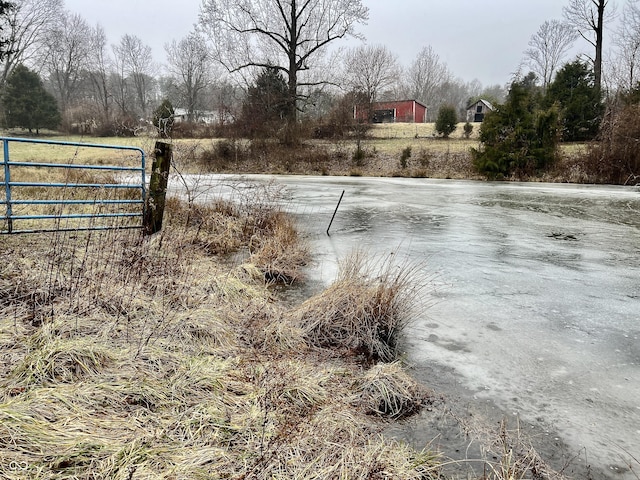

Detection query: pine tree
(2, 64), (61, 134)
(434, 105), (458, 138)
(239, 66), (288, 138)
(545, 60), (603, 141)
(472, 76), (559, 179)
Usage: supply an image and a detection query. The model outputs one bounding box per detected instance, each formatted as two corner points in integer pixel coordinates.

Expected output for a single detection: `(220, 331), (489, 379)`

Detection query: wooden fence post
(143, 141), (172, 235)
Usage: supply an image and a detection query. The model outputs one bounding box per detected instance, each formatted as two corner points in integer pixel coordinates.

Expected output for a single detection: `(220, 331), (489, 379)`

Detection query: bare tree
(42, 12), (93, 117)
(0, 1), (13, 62)
(435, 78), (472, 118)
(86, 24), (113, 123)
(199, 0), (369, 140)
(165, 32), (214, 122)
(343, 44), (399, 107)
(402, 45), (451, 120)
(612, 0), (640, 91)
(112, 34), (156, 118)
(0, 0), (63, 86)
(563, 0), (614, 91)
(524, 20), (579, 88)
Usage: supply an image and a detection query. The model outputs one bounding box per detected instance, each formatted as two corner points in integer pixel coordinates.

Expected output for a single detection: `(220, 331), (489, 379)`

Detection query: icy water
(182, 175), (640, 478)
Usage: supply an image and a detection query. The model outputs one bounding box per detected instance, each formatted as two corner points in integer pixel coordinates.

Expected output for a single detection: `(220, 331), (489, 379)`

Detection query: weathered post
(143, 141), (172, 235)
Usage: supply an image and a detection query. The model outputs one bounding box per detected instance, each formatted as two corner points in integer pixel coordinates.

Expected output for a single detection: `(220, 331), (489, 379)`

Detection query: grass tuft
(356, 361), (433, 419)
(291, 251), (424, 363)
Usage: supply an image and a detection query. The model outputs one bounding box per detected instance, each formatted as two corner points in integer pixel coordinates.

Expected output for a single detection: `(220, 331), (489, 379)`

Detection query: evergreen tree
(239, 66), (288, 138)
(472, 76), (559, 179)
(2, 64), (60, 134)
(545, 60), (603, 141)
(434, 105), (458, 138)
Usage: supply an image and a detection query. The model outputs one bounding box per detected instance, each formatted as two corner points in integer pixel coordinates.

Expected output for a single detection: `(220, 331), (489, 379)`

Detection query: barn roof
(466, 99), (494, 110)
(374, 99), (427, 109)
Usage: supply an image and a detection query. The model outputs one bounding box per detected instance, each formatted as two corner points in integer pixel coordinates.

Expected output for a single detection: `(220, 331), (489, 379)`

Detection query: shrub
(171, 121), (219, 139)
(434, 105), (458, 138)
(472, 80), (559, 179)
(352, 144), (366, 165)
(463, 121), (473, 139)
(400, 146), (412, 168)
(95, 117), (143, 137)
(582, 103), (640, 184)
(198, 139), (246, 171)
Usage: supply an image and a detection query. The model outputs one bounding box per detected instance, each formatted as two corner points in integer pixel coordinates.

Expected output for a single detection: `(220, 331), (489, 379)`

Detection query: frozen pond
(175, 175), (640, 478)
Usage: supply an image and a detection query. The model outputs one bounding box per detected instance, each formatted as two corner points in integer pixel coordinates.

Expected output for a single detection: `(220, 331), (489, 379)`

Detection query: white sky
(63, 0), (588, 87)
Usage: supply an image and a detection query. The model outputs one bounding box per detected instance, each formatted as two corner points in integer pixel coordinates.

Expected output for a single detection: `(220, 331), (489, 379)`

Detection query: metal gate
(1, 137), (146, 234)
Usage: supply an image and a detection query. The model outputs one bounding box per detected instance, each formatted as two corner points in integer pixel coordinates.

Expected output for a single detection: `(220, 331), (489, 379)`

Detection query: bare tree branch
(524, 20), (579, 88)
(198, 0), (368, 133)
(165, 32), (216, 122)
(563, 0), (614, 90)
(342, 44), (400, 104)
(0, 0), (63, 86)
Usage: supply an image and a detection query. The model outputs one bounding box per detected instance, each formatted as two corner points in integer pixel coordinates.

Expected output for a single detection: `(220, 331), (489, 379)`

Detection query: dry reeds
(356, 361), (433, 419)
(0, 187), (442, 478)
(248, 210), (309, 285)
(290, 250), (424, 362)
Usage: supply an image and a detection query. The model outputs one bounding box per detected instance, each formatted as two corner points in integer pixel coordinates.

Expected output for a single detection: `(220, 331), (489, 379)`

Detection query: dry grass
(356, 361), (433, 419)
(3, 132), (603, 183)
(289, 251), (425, 363)
(368, 122), (480, 141)
(0, 135), (156, 166)
(0, 182), (444, 478)
(365, 123), (480, 155)
(464, 416), (569, 480)
(1, 135), (582, 478)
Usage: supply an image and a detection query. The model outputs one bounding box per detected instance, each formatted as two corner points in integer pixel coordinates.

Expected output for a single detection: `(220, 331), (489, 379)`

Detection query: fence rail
(1, 137), (146, 234)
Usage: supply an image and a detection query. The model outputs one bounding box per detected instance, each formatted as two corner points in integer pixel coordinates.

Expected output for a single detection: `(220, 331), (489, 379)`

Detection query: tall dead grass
(290, 251), (424, 363)
(0, 185), (441, 478)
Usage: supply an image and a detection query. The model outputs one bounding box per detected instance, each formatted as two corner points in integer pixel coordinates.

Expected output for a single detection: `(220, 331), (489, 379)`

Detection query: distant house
(173, 108), (220, 124)
(466, 99), (494, 122)
(354, 100), (427, 123)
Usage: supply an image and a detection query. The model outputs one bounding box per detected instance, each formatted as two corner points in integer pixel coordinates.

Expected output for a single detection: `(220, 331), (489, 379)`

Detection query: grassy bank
(0, 180), (449, 478)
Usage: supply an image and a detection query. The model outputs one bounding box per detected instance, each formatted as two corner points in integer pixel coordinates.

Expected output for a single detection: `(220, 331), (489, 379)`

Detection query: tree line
(0, 0), (638, 183)
(0, 0), (506, 137)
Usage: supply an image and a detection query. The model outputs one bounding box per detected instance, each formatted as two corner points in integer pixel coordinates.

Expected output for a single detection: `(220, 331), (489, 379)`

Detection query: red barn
(354, 100), (427, 123)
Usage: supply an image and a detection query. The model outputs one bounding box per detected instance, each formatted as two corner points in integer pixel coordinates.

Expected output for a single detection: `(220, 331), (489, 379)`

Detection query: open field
(0, 126), (601, 184)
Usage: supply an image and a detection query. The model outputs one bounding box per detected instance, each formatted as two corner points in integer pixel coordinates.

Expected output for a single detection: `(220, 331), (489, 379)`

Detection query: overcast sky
(63, 0), (585, 87)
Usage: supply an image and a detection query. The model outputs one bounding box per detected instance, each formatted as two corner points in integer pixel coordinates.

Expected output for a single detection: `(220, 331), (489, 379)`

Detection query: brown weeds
(290, 250), (424, 363)
(0, 186), (441, 479)
(356, 361), (433, 419)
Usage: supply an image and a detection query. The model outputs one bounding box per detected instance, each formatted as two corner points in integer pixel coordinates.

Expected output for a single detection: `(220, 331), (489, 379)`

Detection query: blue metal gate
(1, 137), (146, 234)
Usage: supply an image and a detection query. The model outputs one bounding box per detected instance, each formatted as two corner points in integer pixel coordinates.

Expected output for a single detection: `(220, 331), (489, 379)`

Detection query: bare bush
(583, 104), (640, 185)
